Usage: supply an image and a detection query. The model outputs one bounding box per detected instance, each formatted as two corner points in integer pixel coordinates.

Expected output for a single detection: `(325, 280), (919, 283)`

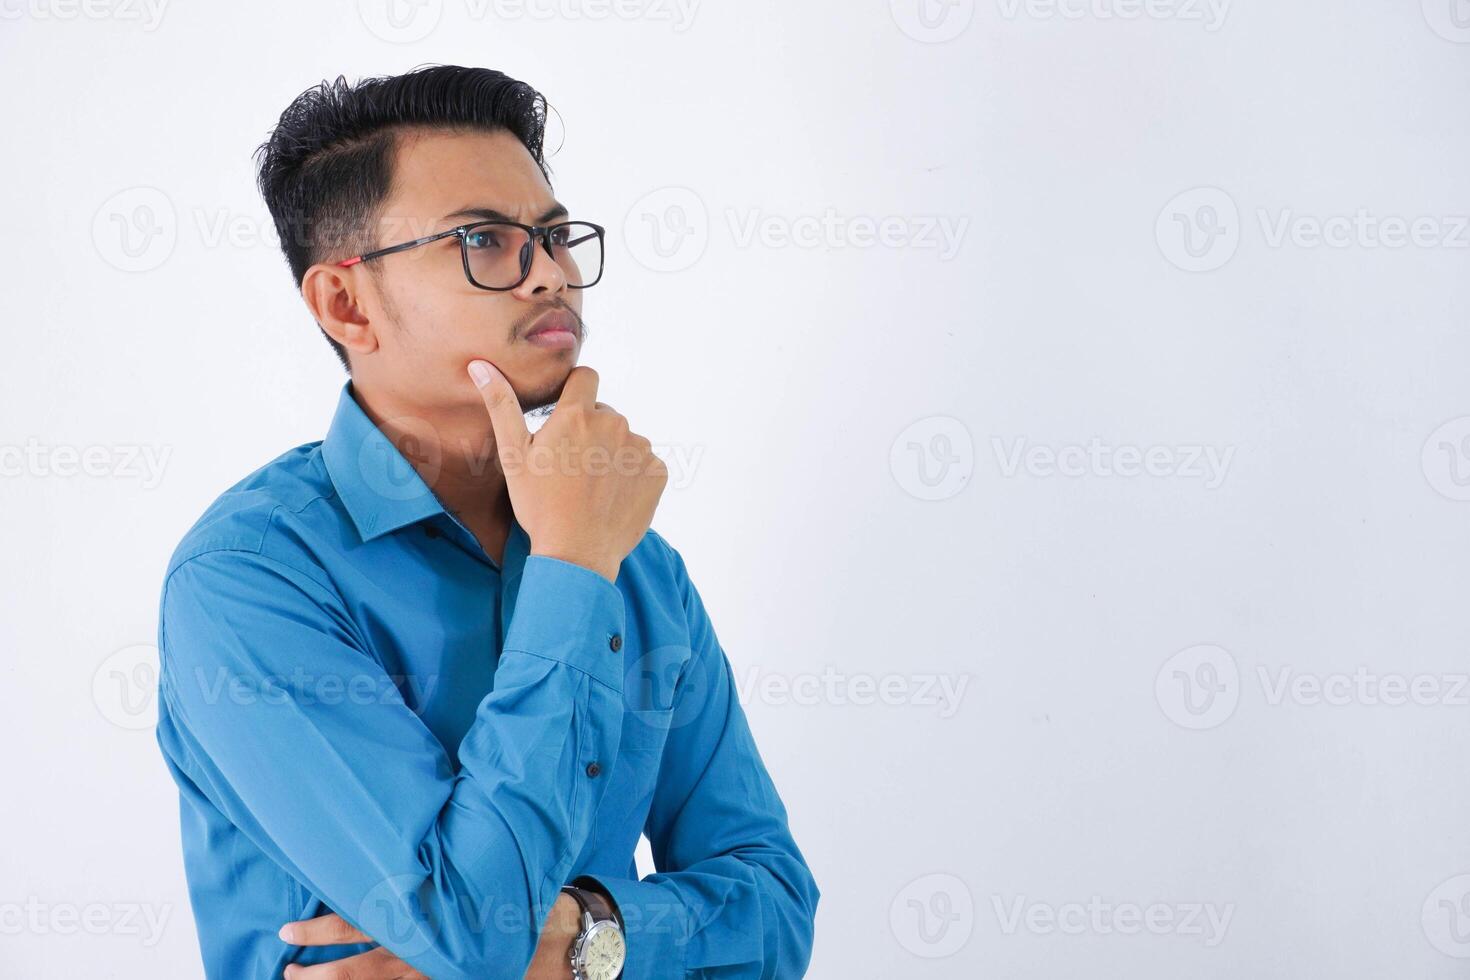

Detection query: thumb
(467, 360), (531, 463)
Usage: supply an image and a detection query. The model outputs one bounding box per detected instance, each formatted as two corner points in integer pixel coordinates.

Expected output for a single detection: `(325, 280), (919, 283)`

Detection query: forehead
(380, 127), (555, 228)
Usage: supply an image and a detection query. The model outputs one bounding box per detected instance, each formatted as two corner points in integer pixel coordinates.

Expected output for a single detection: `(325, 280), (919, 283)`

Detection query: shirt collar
(321, 380), (448, 542)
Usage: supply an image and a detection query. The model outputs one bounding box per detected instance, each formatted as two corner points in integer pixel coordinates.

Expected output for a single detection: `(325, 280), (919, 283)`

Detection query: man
(154, 64), (819, 979)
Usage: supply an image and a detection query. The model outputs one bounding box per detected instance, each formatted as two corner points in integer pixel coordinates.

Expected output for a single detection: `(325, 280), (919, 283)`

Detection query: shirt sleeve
(576, 544), (821, 978)
(156, 547), (626, 980)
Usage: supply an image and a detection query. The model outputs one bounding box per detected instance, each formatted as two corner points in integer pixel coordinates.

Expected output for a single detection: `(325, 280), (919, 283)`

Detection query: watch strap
(566, 878), (621, 926)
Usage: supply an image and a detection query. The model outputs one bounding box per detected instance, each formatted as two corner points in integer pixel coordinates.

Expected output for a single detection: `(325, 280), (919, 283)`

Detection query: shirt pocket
(610, 643), (690, 813)
(612, 705), (673, 814)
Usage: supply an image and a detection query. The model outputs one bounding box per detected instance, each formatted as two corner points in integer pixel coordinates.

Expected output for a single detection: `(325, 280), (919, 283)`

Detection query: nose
(513, 229), (567, 299)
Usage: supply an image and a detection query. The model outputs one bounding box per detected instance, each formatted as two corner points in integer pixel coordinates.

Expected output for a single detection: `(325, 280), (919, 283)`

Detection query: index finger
(278, 912), (373, 947)
(467, 359), (531, 457)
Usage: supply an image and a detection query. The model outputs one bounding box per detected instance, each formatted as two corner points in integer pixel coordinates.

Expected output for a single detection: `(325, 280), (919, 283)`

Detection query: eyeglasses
(336, 219), (605, 291)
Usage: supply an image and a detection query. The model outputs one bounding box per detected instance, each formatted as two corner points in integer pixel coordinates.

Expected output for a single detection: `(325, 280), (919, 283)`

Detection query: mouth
(523, 309), (580, 351)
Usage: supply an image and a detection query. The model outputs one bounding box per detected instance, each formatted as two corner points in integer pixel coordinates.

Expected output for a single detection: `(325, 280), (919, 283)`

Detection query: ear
(302, 262), (381, 358)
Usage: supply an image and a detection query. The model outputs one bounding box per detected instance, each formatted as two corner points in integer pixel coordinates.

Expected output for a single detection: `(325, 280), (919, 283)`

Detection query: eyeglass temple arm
(336, 228), (464, 268)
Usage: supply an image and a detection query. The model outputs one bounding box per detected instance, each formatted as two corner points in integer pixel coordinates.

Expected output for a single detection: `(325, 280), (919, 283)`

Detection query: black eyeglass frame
(336, 219), (606, 291)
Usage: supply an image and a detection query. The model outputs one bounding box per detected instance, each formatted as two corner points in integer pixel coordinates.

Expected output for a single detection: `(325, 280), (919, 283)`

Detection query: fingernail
(467, 360), (494, 388)
(278, 924), (296, 943)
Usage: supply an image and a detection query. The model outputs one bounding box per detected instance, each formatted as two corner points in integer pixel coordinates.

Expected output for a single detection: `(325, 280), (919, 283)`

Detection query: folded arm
(159, 548), (625, 980)
(577, 545), (821, 979)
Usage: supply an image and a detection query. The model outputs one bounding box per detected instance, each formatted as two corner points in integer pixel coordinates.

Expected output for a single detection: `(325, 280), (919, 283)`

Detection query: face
(306, 127), (590, 414)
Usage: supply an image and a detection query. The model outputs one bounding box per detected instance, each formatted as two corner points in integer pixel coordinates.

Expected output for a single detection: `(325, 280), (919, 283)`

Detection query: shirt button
(585, 762), (602, 778)
(609, 634), (623, 652)
(424, 525), (441, 539)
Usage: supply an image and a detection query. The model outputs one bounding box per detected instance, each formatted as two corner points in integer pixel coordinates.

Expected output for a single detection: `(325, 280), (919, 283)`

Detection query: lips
(524, 309), (578, 341)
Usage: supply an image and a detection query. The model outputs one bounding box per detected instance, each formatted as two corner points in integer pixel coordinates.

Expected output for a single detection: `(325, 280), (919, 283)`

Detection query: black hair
(253, 64), (552, 373)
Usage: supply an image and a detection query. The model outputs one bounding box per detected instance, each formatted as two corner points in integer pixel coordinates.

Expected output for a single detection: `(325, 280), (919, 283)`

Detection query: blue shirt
(154, 381), (819, 979)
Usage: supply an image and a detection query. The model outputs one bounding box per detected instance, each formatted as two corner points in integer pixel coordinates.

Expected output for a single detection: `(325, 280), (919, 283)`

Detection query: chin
(513, 367), (574, 413)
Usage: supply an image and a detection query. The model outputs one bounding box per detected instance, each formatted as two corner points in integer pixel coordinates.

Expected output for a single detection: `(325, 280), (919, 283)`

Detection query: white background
(3, 0), (1470, 976)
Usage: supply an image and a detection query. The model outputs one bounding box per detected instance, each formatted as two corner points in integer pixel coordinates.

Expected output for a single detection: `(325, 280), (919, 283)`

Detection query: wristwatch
(561, 883), (626, 980)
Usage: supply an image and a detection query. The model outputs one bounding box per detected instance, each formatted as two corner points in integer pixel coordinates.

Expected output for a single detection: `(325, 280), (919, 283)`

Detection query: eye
(465, 228), (502, 249)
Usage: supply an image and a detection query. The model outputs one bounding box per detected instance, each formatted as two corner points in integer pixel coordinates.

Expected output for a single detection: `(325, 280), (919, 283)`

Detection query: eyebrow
(441, 202), (570, 225)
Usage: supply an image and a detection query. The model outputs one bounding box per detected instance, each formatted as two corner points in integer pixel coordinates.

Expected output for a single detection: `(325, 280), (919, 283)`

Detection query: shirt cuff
(503, 555), (627, 692)
(573, 874), (691, 980)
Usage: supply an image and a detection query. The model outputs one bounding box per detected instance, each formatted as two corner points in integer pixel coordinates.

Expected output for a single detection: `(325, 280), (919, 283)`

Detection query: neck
(349, 380), (513, 560)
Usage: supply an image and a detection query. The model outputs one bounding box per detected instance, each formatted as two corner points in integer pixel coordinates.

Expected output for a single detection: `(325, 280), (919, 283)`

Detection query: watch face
(577, 919), (626, 980)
